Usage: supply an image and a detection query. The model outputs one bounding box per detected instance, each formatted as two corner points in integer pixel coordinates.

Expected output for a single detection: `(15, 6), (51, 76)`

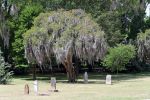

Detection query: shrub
(103, 44), (136, 74)
(0, 50), (13, 84)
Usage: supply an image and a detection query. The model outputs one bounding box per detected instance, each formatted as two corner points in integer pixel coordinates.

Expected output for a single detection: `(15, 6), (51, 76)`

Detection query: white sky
(146, 4), (150, 17)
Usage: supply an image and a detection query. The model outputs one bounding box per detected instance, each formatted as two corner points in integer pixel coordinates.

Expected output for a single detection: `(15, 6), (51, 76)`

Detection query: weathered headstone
(50, 77), (58, 92)
(33, 80), (38, 95)
(84, 72), (88, 84)
(106, 75), (111, 85)
(24, 84), (29, 95)
(51, 77), (56, 90)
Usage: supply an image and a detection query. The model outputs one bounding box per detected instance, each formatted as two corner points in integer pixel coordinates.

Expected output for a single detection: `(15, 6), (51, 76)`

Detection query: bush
(103, 44), (136, 74)
(0, 50), (13, 84)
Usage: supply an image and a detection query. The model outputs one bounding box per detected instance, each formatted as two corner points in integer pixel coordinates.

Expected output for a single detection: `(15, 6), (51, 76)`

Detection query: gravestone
(33, 80), (38, 95)
(50, 77), (58, 92)
(51, 77), (56, 90)
(106, 75), (111, 85)
(84, 72), (88, 84)
(24, 84), (29, 95)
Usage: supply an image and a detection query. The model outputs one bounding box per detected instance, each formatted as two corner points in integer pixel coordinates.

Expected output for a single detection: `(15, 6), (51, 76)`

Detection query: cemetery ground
(0, 72), (150, 100)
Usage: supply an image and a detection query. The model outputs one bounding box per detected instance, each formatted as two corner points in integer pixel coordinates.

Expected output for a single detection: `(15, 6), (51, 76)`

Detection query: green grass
(0, 72), (150, 100)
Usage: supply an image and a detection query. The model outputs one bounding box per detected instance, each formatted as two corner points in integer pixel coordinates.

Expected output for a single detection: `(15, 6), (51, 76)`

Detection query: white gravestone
(106, 75), (111, 85)
(51, 77), (56, 90)
(84, 72), (88, 84)
(33, 80), (38, 95)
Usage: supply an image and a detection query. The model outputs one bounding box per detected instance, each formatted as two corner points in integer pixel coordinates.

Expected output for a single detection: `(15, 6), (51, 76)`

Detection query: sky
(146, 4), (150, 17)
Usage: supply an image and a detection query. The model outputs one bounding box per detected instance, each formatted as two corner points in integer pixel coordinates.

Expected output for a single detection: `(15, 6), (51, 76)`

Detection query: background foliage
(0, 0), (150, 75)
(0, 50), (13, 84)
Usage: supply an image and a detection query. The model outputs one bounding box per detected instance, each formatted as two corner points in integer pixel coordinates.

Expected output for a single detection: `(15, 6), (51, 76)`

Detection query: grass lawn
(0, 72), (150, 100)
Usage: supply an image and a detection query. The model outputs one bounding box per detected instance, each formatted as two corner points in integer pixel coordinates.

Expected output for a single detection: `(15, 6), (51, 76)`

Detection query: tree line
(0, 0), (150, 82)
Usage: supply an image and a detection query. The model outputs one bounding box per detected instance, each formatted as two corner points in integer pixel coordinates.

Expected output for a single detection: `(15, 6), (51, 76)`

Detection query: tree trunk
(88, 64), (93, 72)
(86, 61), (93, 72)
(63, 59), (76, 83)
(67, 64), (76, 82)
(62, 48), (76, 83)
(32, 64), (36, 80)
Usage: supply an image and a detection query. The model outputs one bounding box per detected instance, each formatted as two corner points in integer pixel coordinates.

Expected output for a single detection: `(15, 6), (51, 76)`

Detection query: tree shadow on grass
(110, 72), (150, 84)
(14, 73), (66, 81)
(14, 73), (106, 84)
(13, 72), (150, 84)
(0, 83), (16, 85)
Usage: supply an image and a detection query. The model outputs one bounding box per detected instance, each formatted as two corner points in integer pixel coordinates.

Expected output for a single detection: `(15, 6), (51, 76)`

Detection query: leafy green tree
(97, 0), (146, 43)
(0, 49), (13, 84)
(0, 0), (17, 62)
(24, 9), (107, 82)
(97, 11), (126, 46)
(145, 17), (150, 29)
(103, 44), (136, 74)
(10, 4), (43, 68)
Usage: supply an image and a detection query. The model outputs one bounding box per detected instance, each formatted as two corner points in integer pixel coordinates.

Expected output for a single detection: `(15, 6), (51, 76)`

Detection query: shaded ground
(0, 72), (150, 100)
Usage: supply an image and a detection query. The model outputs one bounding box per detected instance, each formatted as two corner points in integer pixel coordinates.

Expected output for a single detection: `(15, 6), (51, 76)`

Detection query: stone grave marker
(84, 72), (88, 84)
(33, 80), (38, 95)
(24, 84), (29, 95)
(51, 77), (58, 92)
(106, 75), (111, 85)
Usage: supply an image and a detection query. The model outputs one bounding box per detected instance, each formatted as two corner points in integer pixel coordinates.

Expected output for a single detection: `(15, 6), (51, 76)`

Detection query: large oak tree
(24, 9), (107, 82)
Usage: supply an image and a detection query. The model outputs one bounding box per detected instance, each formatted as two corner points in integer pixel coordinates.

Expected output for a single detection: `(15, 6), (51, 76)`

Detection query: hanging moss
(137, 29), (150, 63)
(24, 9), (107, 65)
